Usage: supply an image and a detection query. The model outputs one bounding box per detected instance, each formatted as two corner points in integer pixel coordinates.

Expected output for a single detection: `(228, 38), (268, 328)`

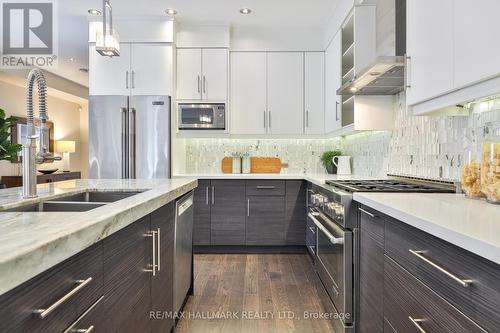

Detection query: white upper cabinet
(267, 52), (304, 135)
(130, 44), (172, 96)
(176, 49), (202, 100)
(230, 52), (267, 135)
(89, 44), (131, 96)
(406, 0), (454, 107)
(406, 0), (500, 115)
(325, 32), (342, 134)
(304, 52), (325, 135)
(454, 0), (500, 87)
(177, 48), (228, 101)
(89, 43), (172, 96)
(201, 49), (228, 101)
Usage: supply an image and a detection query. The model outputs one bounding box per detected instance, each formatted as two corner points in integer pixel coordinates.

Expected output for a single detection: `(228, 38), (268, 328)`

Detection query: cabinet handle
(74, 327), (94, 333)
(264, 110), (266, 129)
(405, 55), (412, 88)
(144, 231), (157, 276)
(205, 186), (209, 205)
(306, 110), (309, 128)
(247, 199), (250, 217)
(62, 296), (104, 333)
(211, 186), (215, 205)
(203, 75), (206, 94)
(256, 185), (275, 189)
(35, 277), (93, 319)
(197, 75), (201, 93)
(309, 226), (316, 234)
(125, 71), (129, 89)
(268, 110), (272, 129)
(409, 249), (472, 287)
(157, 227), (161, 272)
(408, 316), (427, 333)
(359, 207), (377, 218)
(335, 101), (340, 121)
(131, 70), (135, 89)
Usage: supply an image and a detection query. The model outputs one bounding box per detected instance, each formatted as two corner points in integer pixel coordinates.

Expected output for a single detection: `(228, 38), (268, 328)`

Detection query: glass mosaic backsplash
(184, 93), (500, 181)
(185, 138), (343, 174)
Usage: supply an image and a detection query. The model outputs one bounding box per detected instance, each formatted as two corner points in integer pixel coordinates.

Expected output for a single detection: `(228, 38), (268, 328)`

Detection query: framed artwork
(10, 116), (54, 163)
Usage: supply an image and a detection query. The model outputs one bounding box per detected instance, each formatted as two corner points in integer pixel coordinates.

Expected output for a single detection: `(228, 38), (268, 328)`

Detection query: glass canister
(461, 129), (484, 198)
(481, 122), (500, 204)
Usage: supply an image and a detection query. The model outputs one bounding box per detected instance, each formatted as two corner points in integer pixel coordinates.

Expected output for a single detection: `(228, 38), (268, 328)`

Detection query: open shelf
(341, 14), (354, 52)
(342, 67), (355, 85)
(342, 42), (354, 58)
(341, 95), (354, 127)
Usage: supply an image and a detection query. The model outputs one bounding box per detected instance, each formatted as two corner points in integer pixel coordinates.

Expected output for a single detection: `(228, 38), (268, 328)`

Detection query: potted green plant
(0, 108), (22, 188)
(320, 150), (342, 174)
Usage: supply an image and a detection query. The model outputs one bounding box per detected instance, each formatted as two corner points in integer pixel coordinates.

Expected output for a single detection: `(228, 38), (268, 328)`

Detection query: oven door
(178, 104), (225, 129)
(309, 211), (353, 328)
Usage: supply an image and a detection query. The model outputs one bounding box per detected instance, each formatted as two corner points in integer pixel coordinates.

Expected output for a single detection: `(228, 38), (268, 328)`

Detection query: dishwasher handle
(177, 192), (194, 216)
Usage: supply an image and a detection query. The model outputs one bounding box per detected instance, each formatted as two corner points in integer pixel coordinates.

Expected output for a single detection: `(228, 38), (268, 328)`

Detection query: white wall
(0, 81), (87, 179)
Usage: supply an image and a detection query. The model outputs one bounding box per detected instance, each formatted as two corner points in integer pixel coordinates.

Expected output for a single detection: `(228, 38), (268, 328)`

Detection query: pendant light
(95, 0), (120, 57)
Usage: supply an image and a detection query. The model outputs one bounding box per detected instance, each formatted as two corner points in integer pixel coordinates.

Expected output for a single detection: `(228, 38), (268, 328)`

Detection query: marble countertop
(0, 178), (197, 296)
(354, 192), (500, 265)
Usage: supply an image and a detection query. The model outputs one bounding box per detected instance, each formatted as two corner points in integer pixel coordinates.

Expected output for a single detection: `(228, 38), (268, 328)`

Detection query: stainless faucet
(22, 68), (61, 199)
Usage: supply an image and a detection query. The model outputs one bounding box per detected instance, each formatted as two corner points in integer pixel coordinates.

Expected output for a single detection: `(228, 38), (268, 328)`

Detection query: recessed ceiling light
(240, 8), (252, 15)
(165, 9), (178, 16)
(350, 87), (358, 92)
(88, 8), (101, 16)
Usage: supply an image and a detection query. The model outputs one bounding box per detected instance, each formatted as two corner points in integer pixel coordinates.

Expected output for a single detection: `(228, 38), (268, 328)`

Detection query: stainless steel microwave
(178, 103), (226, 130)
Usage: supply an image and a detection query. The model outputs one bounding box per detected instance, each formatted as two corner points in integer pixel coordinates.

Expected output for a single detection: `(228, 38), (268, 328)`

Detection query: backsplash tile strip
(184, 93), (500, 181)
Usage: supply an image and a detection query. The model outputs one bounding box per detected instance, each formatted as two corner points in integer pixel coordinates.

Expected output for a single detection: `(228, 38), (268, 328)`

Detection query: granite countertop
(354, 192), (500, 265)
(0, 178), (197, 296)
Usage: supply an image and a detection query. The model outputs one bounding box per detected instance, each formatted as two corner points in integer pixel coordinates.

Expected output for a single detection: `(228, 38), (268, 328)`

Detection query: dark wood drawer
(0, 242), (103, 333)
(384, 255), (485, 333)
(359, 205), (384, 244)
(63, 296), (107, 333)
(246, 180), (285, 196)
(385, 219), (500, 332)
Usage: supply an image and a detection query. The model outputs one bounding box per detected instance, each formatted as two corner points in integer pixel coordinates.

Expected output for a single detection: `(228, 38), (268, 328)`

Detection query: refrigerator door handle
(121, 107), (128, 179)
(128, 108), (136, 179)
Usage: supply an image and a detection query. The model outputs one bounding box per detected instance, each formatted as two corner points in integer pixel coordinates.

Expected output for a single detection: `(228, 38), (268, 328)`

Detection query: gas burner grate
(325, 180), (455, 193)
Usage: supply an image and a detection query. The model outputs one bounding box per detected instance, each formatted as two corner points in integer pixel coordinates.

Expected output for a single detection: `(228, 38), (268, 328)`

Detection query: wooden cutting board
(221, 157), (288, 174)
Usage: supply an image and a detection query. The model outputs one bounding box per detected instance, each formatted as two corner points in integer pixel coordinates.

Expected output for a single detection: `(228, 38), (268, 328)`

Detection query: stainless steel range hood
(337, 56), (405, 95)
(337, 0), (406, 96)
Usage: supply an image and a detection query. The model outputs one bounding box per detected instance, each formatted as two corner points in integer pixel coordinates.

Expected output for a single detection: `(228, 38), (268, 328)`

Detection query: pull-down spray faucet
(22, 68), (61, 199)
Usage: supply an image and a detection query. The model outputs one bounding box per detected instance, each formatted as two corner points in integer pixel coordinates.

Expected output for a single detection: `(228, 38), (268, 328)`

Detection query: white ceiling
(51, 0), (339, 88)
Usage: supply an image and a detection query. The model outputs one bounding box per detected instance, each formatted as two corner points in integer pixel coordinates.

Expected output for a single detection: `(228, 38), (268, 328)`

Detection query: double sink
(7, 191), (144, 212)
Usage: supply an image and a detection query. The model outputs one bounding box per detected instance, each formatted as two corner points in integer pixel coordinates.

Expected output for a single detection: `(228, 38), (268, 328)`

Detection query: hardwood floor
(176, 254), (335, 333)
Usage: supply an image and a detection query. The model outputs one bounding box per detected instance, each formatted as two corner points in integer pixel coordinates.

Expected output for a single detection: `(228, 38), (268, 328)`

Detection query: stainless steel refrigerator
(89, 95), (171, 179)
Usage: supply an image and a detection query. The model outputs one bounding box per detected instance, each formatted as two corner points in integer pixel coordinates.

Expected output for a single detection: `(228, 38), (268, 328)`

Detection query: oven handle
(308, 212), (344, 245)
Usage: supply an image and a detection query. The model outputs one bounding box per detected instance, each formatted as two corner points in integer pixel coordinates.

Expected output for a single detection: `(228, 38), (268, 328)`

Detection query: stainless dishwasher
(174, 191), (194, 313)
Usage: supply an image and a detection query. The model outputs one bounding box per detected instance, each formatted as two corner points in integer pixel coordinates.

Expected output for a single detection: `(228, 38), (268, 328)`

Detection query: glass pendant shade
(95, 0), (120, 57)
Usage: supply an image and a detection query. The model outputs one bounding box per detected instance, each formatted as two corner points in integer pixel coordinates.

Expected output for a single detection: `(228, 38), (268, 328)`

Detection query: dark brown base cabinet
(0, 201), (184, 333)
(192, 179), (306, 247)
(357, 204), (500, 333)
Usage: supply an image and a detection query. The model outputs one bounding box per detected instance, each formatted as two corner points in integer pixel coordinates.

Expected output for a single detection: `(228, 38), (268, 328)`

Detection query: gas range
(307, 177), (457, 332)
(325, 179), (456, 193)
